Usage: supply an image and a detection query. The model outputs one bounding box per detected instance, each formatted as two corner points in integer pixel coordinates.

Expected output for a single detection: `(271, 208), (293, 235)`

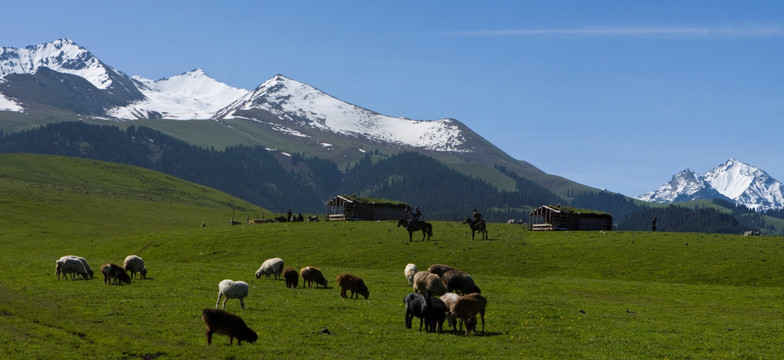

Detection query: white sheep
(412, 271), (447, 296)
(255, 257), (284, 280)
(404, 263), (418, 286)
(66, 255), (94, 279)
(55, 255), (91, 280)
(123, 255), (147, 279)
(216, 279), (249, 310)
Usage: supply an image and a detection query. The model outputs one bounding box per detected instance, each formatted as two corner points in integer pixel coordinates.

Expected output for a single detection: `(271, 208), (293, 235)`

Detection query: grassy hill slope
(2, 154), (784, 358)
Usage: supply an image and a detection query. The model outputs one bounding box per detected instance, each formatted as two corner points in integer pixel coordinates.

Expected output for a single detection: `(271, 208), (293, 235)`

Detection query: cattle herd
(55, 254), (487, 345)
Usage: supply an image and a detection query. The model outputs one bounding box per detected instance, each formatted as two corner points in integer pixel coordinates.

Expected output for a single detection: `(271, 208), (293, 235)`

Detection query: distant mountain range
(639, 159), (784, 210)
(0, 39), (474, 153)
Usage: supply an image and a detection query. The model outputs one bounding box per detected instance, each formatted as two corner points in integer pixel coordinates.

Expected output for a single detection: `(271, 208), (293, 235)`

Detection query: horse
(462, 217), (488, 240)
(396, 218), (433, 242)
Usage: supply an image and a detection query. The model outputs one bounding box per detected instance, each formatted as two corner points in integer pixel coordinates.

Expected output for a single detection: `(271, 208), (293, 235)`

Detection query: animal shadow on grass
(444, 330), (502, 337)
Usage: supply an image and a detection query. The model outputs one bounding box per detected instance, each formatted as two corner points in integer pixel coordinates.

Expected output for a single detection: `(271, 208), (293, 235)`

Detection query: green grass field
(2, 154), (784, 359)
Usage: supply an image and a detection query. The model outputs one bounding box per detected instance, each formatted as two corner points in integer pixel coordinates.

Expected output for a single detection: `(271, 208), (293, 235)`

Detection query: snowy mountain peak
(638, 168), (714, 204)
(704, 159), (760, 200)
(215, 74), (469, 152)
(640, 160), (784, 210)
(107, 68), (248, 120)
(0, 38), (114, 90)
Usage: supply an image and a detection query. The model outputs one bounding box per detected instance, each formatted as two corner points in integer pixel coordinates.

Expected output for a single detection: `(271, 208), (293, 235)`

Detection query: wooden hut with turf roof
(528, 205), (613, 231)
(325, 195), (409, 221)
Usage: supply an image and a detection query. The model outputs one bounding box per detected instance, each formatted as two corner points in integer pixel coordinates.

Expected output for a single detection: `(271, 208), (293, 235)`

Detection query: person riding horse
(410, 207), (422, 225)
(470, 209), (483, 228)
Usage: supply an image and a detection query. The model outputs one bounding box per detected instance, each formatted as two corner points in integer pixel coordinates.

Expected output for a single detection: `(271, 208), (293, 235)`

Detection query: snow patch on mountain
(216, 75), (468, 152)
(704, 159), (756, 200)
(0, 39), (114, 90)
(0, 91), (23, 112)
(639, 159), (784, 210)
(106, 69), (248, 120)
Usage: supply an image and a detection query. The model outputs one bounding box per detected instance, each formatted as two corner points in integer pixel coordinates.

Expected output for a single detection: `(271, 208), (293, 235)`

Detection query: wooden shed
(528, 205), (613, 231)
(325, 195), (409, 221)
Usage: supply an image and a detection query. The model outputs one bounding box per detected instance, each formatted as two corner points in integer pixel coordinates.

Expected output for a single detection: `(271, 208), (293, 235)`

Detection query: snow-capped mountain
(214, 74), (468, 152)
(1, 38), (115, 89)
(0, 39), (145, 113)
(637, 168), (728, 204)
(106, 69), (248, 120)
(639, 159), (784, 210)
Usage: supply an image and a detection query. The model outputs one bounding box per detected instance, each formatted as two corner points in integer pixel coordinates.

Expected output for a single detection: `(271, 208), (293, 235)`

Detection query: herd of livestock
(54, 254), (487, 345)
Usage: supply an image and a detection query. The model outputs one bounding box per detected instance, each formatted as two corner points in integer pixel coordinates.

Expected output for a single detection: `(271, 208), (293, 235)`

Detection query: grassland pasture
(2, 154), (784, 359)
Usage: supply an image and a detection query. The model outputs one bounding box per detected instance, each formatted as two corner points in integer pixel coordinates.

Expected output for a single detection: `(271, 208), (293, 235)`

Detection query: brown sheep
(282, 267), (299, 288)
(427, 264), (455, 277)
(100, 263), (131, 285)
(201, 308), (258, 345)
(336, 273), (369, 299)
(300, 266), (328, 288)
(449, 293), (487, 335)
(412, 271), (447, 296)
(441, 269), (481, 295)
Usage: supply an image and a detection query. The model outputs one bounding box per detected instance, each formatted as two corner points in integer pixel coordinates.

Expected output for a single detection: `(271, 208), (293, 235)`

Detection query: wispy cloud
(453, 25), (784, 38)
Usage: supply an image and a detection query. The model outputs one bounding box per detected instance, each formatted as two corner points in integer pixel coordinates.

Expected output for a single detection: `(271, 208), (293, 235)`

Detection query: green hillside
(2, 154), (784, 358)
(0, 153), (267, 239)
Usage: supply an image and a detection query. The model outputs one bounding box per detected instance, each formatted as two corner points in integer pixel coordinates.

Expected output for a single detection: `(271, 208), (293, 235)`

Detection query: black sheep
(442, 269), (481, 295)
(403, 292), (429, 332)
(201, 308), (258, 345)
(425, 296), (448, 333)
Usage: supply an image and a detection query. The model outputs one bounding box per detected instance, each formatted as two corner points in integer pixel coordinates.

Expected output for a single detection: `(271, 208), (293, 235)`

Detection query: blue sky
(3, 1), (783, 197)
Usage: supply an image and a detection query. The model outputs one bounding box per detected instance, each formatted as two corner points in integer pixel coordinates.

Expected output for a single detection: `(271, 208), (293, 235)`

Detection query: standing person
(287, 209), (293, 222)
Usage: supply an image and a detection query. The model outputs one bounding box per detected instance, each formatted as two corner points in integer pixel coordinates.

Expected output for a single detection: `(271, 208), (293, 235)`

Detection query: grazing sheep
(335, 273), (369, 299)
(441, 269), (481, 295)
(412, 271), (447, 297)
(403, 292), (429, 332)
(123, 255), (147, 279)
(255, 257), (284, 280)
(282, 267), (299, 288)
(201, 308), (258, 345)
(404, 263), (418, 286)
(55, 255), (91, 280)
(426, 295), (448, 333)
(427, 264), (455, 277)
(440, 293), (460, 332)
(300, 266), (328, 288)
(74, 256), (95, 279)
(449, 293), (487, 335)
(216, 279), (249, 309)
(101, 263), (131, 285)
